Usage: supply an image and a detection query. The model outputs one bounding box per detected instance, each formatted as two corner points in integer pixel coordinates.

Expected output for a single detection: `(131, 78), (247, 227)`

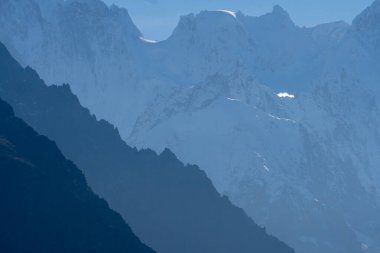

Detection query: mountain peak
(353, 0), (380, 25)
(268, 5), (294, 26)
(62, 0), (142, 38)
(215, 9), (237, 18)
(272, 5), (289, 17)
(170, 10), (246, 41)
(352, 0), (380, 46)
(237, 5), (294, 29)
(237, 5), (295, 35)
(179, 10), (240, 25)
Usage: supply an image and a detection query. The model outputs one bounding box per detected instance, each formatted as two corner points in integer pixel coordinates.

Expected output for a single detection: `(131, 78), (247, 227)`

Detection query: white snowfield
(216, 10), (237, 18)
(1, 0), (380, 253)
(277, 92), (295, 98)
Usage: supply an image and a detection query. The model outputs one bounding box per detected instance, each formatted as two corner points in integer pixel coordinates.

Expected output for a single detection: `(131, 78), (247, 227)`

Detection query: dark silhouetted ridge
(0, 41), (294, 253)
(0, 96), (155, 253)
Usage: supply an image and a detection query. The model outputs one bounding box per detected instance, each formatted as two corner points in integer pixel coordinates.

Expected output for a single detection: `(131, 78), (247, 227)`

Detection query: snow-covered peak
(4, 1), (380, 252)
(156, 9), (254, 84)
(170, 10), (246, 41)
(216, 10), (237, 18)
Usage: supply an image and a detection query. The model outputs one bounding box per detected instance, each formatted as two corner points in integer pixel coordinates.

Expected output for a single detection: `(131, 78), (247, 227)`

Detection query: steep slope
(352, 0), (380, 53)
(323, 0), (380, 89)
(151, 6), (348, 93)
(130, 4), (380, 253)
(1, 1), (380, 253)
(137, 5), (380, 253)
(129, 73), (380, 253)
(236, 6), (349, 92)
(0, 98), (154, 253)
(0, 42), (294, 253)
(314, 0), (380, 203)
(0, 0), (157, 136)
(0, 0), (346, 138)
(149, 10), (255, 85)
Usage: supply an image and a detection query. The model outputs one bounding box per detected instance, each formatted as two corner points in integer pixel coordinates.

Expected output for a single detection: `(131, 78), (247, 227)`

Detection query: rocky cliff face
(1, 1), (380, 253)
(0, 42), (295, 253)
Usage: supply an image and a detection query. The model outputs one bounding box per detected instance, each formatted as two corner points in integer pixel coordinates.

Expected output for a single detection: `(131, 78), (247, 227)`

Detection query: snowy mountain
(147, 10), (255, 86)
(0, 41), (294, 253)
(129, 74), (380, 253)
(1, 0), (380, 253)
(0, 0), (156, 136)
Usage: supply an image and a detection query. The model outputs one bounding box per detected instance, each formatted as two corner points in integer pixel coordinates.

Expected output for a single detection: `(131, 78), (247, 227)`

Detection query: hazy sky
(103, 0), (374, 40)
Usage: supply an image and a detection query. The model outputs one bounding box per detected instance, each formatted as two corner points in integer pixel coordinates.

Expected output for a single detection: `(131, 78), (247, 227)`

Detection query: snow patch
(277, 92), (295, 98)
(268, 113), (296, 123)
(217, 10), (237, 18)
(255, 152), (263, 159)
(140, 37), (158, 44)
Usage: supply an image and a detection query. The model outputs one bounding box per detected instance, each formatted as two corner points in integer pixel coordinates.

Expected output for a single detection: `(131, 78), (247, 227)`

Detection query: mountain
(0, 42), (294, 253)
(149, 10), (255, 85)
(129, 73), (380, 253)
(131, 6), (380, 252)
(0, 0), (346, 137)
(132, 5), (380, 253)
(236, 6), (349, 92)
(1, 0), (380, 253)
(0, 0), (151, 136)
(322, 0), (380, 90)
(352, 0), (380, 51)
(0, 99), (154, 253)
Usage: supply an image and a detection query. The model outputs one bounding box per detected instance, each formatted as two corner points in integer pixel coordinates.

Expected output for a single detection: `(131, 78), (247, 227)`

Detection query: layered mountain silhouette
(0, 99), (154, 253)
(3, 0), (380, 253)
(0, 42), (294, 253)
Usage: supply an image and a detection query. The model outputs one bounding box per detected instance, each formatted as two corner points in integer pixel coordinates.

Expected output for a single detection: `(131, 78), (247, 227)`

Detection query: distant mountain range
(1, 0), (380, 252)
(0, 41), (294, 253)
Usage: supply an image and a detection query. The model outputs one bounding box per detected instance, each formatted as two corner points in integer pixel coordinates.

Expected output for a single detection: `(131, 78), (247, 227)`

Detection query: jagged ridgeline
(0, 100), (154, 252)
(3, 0), (380, 253)
(0, 42), (294, 253)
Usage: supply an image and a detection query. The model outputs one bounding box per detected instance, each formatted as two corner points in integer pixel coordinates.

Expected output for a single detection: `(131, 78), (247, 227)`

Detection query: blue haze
(103, 0), (373, 40)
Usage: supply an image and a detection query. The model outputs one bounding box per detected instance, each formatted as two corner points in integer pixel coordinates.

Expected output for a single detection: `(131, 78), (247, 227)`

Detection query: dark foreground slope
(0, 97), (155, 253)
(0, 42), (294, 253)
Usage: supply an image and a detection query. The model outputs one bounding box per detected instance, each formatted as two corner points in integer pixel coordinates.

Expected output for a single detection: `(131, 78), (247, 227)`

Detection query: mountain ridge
(1, 1), (380, 253)
(0, 41), (295, 253)
(0, 97), (155, 253)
